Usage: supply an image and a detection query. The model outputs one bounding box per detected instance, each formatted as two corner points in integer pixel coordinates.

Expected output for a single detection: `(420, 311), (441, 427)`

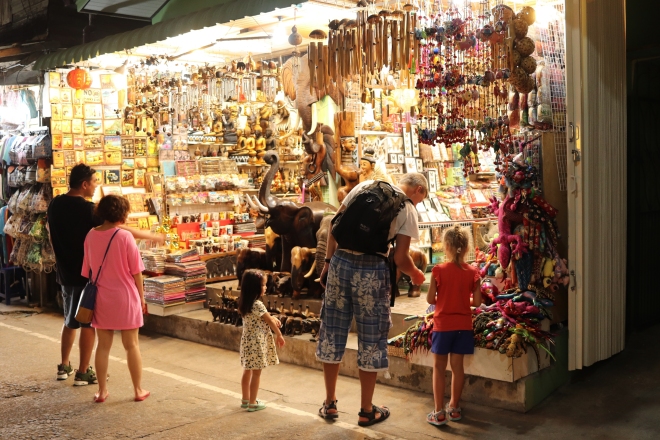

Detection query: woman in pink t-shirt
(81, 195), (149, 403)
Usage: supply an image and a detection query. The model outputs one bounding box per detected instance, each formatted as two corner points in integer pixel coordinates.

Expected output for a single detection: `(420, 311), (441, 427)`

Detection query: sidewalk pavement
(0, 303), (658, 439)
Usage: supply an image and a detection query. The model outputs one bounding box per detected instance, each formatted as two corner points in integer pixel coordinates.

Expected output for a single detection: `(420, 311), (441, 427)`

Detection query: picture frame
(122, 158), (135, 169)
(100, 74), (115, 90)
(61, 104), (73, 120)
(84, 104), (103, 119)
(71, 119), (83, 135)
(404, 157), (417, 173)
(84, 119), (103, 135)
(82, 89), (102, 104)
(51, 120), (62, 134)
(104, 119), (122, 135)
(48, 72), (61, 87)
(134, 169), (146, 187)
(123, 123), (135, 136)
(73, 104), (84, 119)
(53, 186), (67, 197)
(103, 104), (119, 119)
(104, 169), (121, 185)
(134, 157), (147, 169)
(146, 173), (162, 193)
(134, 138), (147, 157)
(416, 158), (424, 172)
(52, 135), (62, 150)
(121, 169), (135, 187)
(84, 135), (103, 149)
(431, 197), (443, 213)
(428, 169), (438, 193)
(104, 136), (122, 151)
(73, 136), (84, 150)
(389, 153), (398, 164)
(397, 153), (405, 164)
(121, 137), (135, 156)
(105, 151), (123, 165)
(411, 124), (420, 157)
(59, 89), (72, 104)
(61, 120), (72, 134)
(402, 126), (413, 156)
(51, 104), (62, 120)
(85, 150), (104, 166)
(62, 134), (73, 150)
(49, 88), (61, 104)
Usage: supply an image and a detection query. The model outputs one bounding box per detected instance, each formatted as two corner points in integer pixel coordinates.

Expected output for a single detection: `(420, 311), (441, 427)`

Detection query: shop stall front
(25, 0), (627, 411)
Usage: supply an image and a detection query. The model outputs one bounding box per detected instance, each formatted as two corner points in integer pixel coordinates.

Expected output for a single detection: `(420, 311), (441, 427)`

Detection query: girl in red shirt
(425, 225), (482, 426)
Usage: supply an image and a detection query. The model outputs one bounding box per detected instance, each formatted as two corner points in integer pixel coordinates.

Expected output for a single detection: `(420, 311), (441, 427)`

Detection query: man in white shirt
(316, 173), (428, 427)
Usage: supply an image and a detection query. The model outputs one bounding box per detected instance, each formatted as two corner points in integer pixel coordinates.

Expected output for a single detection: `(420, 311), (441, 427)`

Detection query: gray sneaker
(57, 363), (73, 380)
(73, 366), (98, 386)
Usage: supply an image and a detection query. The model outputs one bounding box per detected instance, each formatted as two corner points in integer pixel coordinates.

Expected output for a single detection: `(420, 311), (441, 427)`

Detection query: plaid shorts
(315, 250), (392, 371)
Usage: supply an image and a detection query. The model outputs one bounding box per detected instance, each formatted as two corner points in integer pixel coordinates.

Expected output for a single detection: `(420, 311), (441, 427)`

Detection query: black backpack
(331, 181), (411, 255)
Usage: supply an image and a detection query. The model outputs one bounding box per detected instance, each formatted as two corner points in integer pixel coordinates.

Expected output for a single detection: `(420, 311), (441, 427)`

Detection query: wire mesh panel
(536, 1), (568, 191)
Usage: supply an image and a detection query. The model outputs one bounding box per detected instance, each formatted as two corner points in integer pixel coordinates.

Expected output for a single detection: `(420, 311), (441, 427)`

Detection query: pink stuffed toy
(489, 195), (528, 269)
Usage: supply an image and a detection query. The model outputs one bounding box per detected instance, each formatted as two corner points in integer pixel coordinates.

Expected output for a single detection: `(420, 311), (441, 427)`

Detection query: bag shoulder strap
(91, 229), (120, 285)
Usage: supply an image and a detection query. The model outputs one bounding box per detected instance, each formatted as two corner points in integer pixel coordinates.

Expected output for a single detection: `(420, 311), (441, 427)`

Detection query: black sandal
(319, 400), (339, 419)
(358, 405), (390, 427)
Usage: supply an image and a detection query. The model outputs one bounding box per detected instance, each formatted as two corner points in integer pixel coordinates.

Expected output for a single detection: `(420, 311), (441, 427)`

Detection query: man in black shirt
(48, 164), (162, 385)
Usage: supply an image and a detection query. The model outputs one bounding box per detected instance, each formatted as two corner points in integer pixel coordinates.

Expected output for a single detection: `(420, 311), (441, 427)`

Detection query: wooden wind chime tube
(391, 20), (398, 70)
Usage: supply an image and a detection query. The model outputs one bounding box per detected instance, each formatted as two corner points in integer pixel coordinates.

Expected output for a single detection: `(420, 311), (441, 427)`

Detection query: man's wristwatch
(325, 258), (331, 263)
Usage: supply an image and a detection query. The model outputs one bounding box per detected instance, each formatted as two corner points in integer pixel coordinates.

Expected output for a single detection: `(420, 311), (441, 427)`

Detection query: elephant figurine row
(209, 290), (242, 327)
(267, 301), (321, 337)
(290, 246), (323, 299)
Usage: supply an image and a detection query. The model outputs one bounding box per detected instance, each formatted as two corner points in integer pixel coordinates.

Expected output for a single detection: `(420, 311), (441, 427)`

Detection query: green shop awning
(33, 0), (302, 71)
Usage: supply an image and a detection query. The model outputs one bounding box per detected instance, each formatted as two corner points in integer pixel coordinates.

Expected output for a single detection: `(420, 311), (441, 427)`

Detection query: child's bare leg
(449, 353), (465, 413)
(241, 369), (252, 401)
(432, 354), (449, 412)
(249, 369), (262, 404)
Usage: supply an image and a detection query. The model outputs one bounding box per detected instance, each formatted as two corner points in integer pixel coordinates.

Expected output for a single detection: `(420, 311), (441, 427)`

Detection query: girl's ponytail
(444, 225), (470, 269)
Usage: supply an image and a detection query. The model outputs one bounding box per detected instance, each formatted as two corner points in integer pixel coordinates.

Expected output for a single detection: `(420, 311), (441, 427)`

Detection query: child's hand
(276, 334), (285, 348)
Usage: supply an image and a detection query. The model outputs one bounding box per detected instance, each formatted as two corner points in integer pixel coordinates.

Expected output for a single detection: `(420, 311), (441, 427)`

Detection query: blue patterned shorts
(315, 250), (392, 371)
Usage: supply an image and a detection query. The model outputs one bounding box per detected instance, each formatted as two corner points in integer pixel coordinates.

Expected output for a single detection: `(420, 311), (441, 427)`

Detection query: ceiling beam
(0, 41), (61, 61)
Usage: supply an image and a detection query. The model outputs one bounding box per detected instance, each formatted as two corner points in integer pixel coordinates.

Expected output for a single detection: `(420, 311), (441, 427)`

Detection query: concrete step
(143, 308), (568, 412)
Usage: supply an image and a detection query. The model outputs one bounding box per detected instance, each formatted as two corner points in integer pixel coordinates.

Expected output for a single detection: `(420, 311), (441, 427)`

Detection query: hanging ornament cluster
(508, 6), (537, 94)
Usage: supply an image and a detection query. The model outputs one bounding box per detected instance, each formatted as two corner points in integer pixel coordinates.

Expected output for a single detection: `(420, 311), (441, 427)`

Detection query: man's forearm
(119, 225), (161, 242)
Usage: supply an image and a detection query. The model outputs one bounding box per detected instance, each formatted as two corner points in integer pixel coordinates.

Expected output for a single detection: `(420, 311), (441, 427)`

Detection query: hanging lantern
(66, 67), (92, 91)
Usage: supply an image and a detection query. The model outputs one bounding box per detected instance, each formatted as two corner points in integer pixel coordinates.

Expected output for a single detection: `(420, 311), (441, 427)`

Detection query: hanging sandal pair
(318, 400), (338, 419)
(358, 405), (390, 427)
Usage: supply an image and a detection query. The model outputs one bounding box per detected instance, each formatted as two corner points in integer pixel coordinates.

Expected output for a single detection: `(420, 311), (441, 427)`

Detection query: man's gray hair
(398, 173), (429, 196)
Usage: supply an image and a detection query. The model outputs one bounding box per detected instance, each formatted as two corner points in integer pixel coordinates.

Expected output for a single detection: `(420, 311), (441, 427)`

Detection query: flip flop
(134, 391), (150, 402)
(94, 392), (109, 403)
(357, 405), (390, 427)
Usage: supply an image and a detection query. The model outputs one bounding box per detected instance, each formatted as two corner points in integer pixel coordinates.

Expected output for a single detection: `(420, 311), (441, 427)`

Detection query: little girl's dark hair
(444, 225), (470, 269)
(238, 269), (265, 316)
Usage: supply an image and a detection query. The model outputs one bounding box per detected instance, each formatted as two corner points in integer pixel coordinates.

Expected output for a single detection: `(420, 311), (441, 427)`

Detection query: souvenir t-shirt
(48, 194), (102, 286)
(341, 179), (420, 245)
(431, 262), (480, 331)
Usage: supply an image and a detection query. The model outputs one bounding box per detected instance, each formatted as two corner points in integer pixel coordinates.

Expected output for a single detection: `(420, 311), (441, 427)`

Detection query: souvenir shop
(0, 85), (55, 306)
(25, 0), (627, 410)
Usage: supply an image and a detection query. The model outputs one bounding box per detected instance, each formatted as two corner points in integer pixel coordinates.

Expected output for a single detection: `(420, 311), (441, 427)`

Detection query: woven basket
(387, 345), (408, 359)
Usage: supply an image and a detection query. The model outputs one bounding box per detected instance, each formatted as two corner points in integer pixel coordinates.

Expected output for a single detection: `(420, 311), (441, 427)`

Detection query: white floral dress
(240, 300), (279, 370)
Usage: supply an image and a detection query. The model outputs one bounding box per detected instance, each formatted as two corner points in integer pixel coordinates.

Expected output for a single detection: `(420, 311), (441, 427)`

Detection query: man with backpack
(316, 173), (428, 427)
